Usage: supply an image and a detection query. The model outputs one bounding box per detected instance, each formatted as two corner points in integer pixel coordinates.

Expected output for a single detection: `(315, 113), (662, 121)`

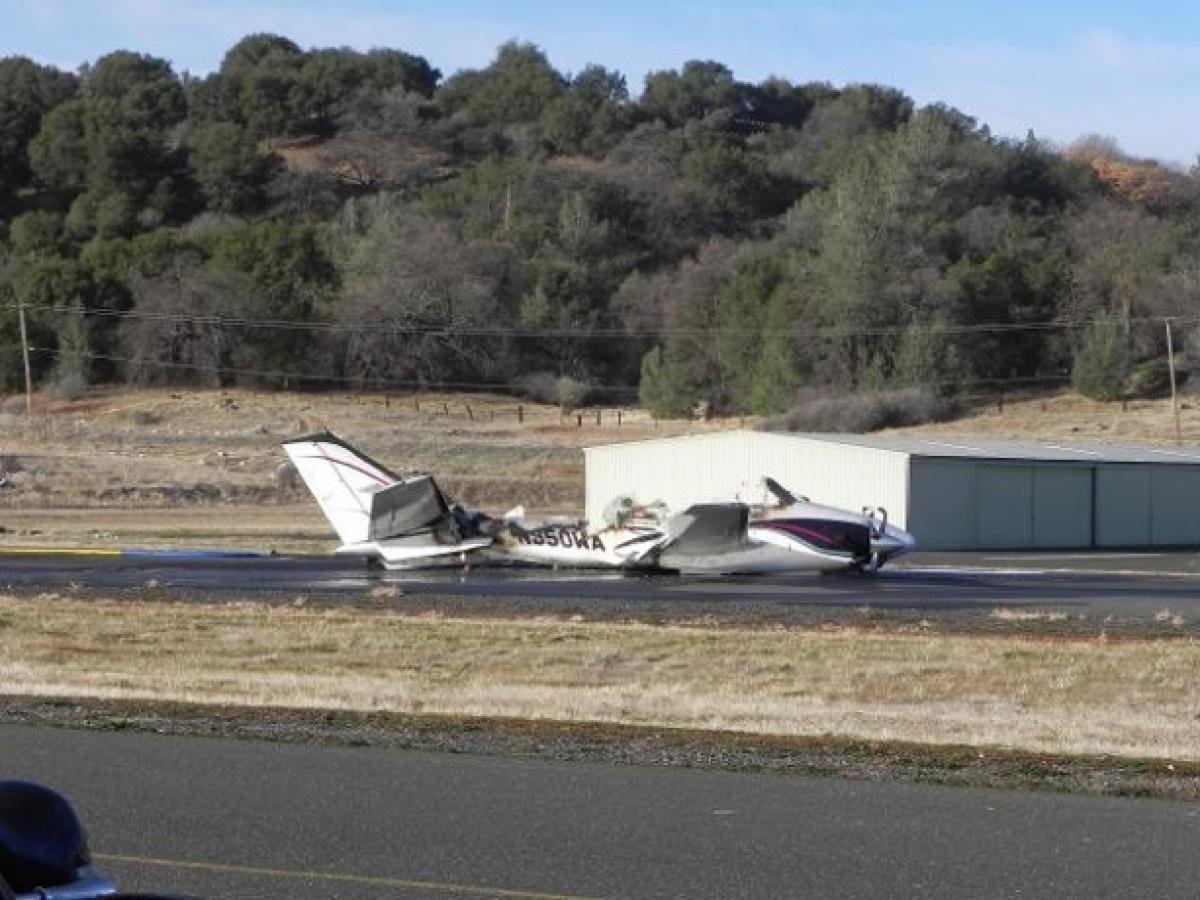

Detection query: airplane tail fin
(283, 432), (429, 546)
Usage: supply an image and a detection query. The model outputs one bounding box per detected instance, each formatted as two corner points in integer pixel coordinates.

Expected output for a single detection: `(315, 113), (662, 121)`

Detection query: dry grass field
(0, 387), (737, 548)
(1, 385), (1198, 549)
(3, 592), (1198, 760)
(892, 391), (1200, 443)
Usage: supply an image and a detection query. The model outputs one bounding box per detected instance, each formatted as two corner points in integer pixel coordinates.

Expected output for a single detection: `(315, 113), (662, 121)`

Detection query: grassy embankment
(2, 592), (1197, 761)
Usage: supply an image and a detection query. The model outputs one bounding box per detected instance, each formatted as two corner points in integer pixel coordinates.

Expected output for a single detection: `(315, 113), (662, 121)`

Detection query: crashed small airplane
(282, 432), (915, 574)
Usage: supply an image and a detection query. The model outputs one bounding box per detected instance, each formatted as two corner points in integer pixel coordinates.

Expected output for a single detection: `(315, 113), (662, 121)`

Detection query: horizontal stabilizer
(369, 476), (451, 541)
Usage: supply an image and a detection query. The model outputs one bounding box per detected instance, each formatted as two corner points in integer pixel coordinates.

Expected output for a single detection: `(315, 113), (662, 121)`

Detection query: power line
(6, 302), (1198, 341)
(27, 345), (1071, 395)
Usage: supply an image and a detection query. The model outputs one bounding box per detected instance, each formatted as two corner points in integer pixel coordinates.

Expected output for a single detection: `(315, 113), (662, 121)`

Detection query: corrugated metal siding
(585, 432), (752, 524)
(585, 432), (908, 526)
(741, 434), (908, 525)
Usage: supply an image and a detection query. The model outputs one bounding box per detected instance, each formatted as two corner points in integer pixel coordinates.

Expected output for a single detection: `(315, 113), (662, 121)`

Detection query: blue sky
(3, 0), (1200, 164)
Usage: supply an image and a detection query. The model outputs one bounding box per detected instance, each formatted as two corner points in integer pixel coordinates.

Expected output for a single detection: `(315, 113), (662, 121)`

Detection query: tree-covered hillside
(1, 37), (1197, 417)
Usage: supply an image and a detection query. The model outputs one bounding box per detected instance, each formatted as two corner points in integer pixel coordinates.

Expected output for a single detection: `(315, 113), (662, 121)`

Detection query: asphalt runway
(1, 550), (1200, 620)
(5, 723), (1199, 899)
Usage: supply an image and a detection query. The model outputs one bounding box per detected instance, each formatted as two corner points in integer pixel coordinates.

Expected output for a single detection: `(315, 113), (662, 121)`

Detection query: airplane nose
(871, 525), (916, 559)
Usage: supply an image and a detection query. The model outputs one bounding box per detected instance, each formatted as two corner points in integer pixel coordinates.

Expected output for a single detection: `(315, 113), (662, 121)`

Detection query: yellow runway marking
(0, 547), (121, 556)
(94, 852), (602, 900)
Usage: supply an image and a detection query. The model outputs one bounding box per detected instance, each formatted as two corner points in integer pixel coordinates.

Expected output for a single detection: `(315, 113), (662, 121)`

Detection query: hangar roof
(586, 430), (1200, 465)
(793, 433), (1200, 464)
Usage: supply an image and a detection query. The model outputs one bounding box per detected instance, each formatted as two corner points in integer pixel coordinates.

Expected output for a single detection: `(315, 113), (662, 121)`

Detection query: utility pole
(1165, 317), (1181, 442)
(17, 297), (31, 415)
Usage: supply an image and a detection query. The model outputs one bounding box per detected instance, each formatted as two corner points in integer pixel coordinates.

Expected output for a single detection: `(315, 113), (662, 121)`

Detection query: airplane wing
(661, 503), (749, 554)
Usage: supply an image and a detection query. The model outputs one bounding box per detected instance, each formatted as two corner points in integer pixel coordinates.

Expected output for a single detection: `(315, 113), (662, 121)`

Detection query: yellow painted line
(0, 547), (121, 556)
(94, 852), (602, 900)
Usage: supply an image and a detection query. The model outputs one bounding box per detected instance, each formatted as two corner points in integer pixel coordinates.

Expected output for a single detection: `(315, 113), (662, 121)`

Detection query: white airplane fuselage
(367, 502), (915, 574)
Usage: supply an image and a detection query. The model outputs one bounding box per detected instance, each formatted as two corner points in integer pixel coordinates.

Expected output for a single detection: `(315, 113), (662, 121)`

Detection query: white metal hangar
(583, 431), (1200, 551)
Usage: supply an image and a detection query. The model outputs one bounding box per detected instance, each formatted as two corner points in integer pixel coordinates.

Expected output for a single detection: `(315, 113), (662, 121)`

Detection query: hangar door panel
(976, 466), (1033, 549)
(1095, 467), (1151, 547)
(1032, 466), (1092, 548)
(1151, 467), (1200, 545)
(908, 461), (975, 550)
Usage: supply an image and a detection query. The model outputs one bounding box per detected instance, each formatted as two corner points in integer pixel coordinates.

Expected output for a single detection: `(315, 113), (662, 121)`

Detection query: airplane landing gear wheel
(851, 553), (884, 574)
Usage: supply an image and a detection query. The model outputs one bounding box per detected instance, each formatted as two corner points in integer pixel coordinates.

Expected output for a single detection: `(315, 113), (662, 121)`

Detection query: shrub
(552, 375), (590, 408)
(1126, 358), (1173, 399)
(49, 372), (88, 401)
(638, 346), (695, 419)
(758, 387), (956, 434)
(1072, 318), (1129, 401)
(516, 371), (591, 408)
(0, 396), (27, 415)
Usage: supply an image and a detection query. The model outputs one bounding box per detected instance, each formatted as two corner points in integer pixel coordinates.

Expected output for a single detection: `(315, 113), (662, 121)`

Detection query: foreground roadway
(4, 724), (1200, 899)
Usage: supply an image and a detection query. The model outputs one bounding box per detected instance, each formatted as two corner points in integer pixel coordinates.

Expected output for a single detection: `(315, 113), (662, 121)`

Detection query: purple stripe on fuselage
(755, 520), (855, 553)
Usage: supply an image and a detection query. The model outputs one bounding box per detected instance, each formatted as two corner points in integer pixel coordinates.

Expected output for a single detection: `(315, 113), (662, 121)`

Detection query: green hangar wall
(908, 459), (1200, 550)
